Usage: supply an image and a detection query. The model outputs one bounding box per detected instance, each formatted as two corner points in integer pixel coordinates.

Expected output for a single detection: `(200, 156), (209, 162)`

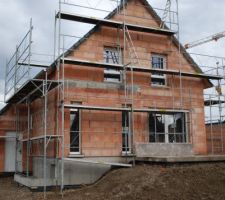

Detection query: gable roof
(53, 0), (212, 87)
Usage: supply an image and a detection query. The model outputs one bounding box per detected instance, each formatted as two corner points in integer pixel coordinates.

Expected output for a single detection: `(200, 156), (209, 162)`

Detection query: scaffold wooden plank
(21, 135), (62, 142)
(64, 104), (130, 112)
(62, 58), (222, 80)
(56, 12), (175, 36)
(65, 158), (132, 167)
(64, 104), (189, 113)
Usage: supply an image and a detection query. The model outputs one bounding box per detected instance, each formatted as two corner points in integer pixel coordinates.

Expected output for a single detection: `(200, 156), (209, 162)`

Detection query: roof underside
(6, 80), (60, 104)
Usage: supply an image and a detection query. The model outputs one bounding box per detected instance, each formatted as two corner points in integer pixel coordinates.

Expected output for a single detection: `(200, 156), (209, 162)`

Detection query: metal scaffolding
(205, 94), (225, 154)
(53, 0), (176, 195)
(4, 19), (61, 198)
(3, 0), (225, 198)
(54, 0), (182, 194)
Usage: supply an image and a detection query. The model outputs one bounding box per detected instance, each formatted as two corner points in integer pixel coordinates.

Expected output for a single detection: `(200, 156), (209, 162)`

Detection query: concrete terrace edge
(135, 155), (225, 163)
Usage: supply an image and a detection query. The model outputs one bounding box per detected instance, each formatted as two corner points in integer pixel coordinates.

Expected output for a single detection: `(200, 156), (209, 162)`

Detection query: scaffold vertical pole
(14, 46), (18, 93)
(4, 59), (7, 103)
(43, 69), (48, 199)
(209, 95), (214, 154)
(57, 0), (65, 196)
(175, 0), (183, 109)
(26, 99), (30, 177)
(28, 18), (33, 80)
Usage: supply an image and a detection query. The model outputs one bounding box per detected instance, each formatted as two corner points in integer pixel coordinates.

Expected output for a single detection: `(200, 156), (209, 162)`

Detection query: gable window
(151, 54), (166, 86)
(149, 112), (187, 143)
(104, 47), (121, 83)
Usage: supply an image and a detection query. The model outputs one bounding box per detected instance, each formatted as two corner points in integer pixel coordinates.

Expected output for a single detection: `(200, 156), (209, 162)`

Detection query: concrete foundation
(14, 157), (111, 188)
(135, 143), (194, 157)
(14, 156), (131, 188)
(14, 174), (56, 189)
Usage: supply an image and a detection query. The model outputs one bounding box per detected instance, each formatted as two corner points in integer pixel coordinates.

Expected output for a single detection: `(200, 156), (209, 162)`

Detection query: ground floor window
(70, 109), (80, 153)
(122, 111), (131, 153)
(149, 112), (187, 143)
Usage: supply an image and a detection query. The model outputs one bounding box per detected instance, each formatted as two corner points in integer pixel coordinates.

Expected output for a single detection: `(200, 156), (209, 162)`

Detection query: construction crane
(184, 31), (225, 49)
(185, 31), (225, 95)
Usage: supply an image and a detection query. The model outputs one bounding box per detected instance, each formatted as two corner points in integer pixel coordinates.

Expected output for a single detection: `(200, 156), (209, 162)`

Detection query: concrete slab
(14, 157), (119, 189)
(67, 79), (139, 92)
(135, 143), (193, 157)
(136, 155), (225, 163)
(14, 174), (56, 189)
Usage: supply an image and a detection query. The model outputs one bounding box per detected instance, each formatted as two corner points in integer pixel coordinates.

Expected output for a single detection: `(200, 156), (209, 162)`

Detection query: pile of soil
(1, 163), (225, 200)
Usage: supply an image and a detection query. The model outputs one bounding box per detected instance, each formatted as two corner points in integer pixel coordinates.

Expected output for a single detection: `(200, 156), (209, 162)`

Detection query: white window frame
(151, 54), (167, 86)
(104, 47), (122, 83)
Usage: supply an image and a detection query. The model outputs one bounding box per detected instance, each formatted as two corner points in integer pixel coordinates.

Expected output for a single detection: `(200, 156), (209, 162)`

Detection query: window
(104, 47), (121, 83)
(151, 54), (166, 86)
(70, 109), (80, 153)
(149, 113), (165, 143)
(122, 111), (131, 153)
(149, 112), (187, 143)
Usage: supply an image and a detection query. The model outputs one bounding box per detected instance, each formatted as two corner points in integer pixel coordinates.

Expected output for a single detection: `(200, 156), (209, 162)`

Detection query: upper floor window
(104, 47), (121, 83)
(151, 54), (166, 86)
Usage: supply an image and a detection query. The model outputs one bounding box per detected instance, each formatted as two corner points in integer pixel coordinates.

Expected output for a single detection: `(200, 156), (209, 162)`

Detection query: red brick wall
(0, 106), (17, 172)
(49, 0), (208, 156)
(19, 89), (58, 171)
(61, 21), (207, 156)
(62, 82), (206, 157)
(0, 138), (5, 172)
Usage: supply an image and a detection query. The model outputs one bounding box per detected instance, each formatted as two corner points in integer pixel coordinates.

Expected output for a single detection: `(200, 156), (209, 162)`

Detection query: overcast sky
(0, 0), (225, 107)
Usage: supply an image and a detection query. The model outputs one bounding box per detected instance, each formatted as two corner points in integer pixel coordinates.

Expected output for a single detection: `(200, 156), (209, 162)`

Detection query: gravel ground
(1, 163), (225, 200)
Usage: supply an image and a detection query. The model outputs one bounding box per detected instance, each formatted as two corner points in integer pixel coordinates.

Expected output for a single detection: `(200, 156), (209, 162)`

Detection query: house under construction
(0, 0), (225, 197)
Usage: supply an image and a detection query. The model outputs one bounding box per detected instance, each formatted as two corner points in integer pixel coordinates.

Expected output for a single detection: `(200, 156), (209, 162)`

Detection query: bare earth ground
(1, 163), (225, 200)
